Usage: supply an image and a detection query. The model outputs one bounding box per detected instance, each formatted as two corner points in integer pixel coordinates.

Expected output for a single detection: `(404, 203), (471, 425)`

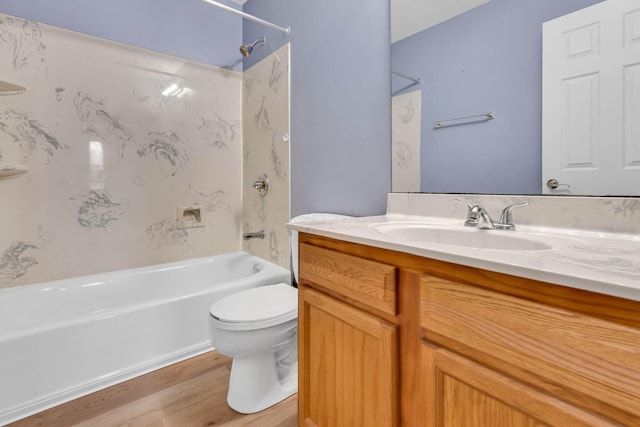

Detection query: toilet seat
(210, 283), (297, 331)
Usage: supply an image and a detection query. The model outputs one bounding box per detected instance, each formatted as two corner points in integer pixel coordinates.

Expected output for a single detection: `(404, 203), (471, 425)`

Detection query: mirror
(390, 0), (639, 196)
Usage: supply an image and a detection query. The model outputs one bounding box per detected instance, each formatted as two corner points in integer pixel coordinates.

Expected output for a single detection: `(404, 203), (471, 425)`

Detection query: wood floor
(8, 351), (298, 427)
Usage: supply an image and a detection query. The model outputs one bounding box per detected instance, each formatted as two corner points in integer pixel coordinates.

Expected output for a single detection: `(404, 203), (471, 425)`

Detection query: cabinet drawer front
(299, 243), (397, 315)
(420, 276), (640, 423)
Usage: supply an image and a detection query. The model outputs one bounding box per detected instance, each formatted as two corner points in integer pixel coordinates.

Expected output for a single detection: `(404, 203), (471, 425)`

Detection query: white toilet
(208, 213), (351, 414)
(209, 283), (298, 414)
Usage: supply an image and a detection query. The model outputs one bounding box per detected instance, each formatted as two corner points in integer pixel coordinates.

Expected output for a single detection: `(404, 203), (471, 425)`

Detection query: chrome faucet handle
(455, 198), (474, 210)
(456, 199), (494, 228)
(495, 202), (528, 230)
(455, 199), (478, 226)
(252, 173), (269, 197)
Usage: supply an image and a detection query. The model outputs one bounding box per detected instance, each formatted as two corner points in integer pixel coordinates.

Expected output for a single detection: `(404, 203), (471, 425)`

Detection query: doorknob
(546, 179), (570, 190)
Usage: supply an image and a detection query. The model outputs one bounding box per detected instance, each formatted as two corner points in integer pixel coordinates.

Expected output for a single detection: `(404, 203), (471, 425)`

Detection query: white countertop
(288, 214), (640, 302)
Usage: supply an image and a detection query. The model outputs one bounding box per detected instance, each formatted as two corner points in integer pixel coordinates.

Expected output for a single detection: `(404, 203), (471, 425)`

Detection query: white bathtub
(0, 252), (291, 425)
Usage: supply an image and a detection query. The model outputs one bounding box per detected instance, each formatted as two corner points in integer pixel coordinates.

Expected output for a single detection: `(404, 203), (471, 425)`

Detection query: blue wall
(244, 0), (391, 216)
(392, 0), (603, 194)
(2, 0), (392, 217)
(0, 0), (243, 70)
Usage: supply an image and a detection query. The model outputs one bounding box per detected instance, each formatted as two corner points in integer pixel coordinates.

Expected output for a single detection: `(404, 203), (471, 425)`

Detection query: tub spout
(243, 231), (265, 240)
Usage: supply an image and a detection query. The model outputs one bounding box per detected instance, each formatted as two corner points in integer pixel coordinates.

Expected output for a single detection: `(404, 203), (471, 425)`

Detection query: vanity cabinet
(297, 233), (640, 427)
(298, 240), (399, 427)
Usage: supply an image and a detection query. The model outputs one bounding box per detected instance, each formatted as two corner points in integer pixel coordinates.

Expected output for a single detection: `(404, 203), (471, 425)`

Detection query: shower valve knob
(252, 173), (269, 197)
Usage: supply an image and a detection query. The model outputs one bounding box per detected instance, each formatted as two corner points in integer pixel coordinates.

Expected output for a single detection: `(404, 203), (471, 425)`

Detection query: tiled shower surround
(242, 44), (290, 268)
(0, 13), (291, 288)
(391, 90), (421, 192)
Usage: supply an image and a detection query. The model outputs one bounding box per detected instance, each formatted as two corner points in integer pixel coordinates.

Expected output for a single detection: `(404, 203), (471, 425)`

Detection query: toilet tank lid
(290, 213), (353, 223)
(210, 283), (297, 323)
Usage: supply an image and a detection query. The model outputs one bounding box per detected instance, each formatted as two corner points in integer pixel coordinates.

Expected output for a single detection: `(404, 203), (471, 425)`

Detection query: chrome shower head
(239, 37), (265, 57)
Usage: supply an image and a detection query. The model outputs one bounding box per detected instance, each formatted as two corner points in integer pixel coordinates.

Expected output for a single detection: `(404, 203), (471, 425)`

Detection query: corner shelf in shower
(0, 165), (29, 180)
(0, 81), (28, 180)
(0, 79), (27, 96)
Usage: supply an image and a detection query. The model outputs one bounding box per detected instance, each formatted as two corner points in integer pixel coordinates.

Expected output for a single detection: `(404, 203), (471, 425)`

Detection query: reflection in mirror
(391, 0), (640, 196)
(392, 89), (421, 192)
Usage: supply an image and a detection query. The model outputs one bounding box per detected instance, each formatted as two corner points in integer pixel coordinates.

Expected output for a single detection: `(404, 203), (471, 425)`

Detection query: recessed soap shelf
(0, 165), (29, 180)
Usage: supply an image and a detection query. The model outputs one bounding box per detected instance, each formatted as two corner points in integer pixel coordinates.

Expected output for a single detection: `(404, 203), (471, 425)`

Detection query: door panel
(624, 63), (640, 168)
(543, 0), (640, 195)
(421, 343), (617, 427)
(298, 287), (399, 427)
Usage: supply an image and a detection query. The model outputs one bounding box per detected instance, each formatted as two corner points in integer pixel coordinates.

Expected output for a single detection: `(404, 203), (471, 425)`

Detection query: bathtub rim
(0, 251), (266, 294)
(0, 251), (285, 340)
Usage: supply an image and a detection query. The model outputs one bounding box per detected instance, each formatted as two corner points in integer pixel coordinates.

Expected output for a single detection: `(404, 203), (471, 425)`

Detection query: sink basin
(374, 223), (551, 251)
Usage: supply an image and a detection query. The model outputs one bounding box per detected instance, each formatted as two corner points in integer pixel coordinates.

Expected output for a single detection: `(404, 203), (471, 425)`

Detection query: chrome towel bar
(434, 112), (495, 129)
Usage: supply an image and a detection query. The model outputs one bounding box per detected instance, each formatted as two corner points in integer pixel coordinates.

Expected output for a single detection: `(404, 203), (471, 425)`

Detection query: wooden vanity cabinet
(297, 238), (400, 427)
(297, 233), (640, 427)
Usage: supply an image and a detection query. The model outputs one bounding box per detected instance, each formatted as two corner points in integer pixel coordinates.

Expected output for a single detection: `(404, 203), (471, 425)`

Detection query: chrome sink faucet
(456, 200), (528, 231)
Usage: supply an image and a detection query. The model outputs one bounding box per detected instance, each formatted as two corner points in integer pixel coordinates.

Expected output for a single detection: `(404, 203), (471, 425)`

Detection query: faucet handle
(456, 199), (484, 227)
(455, 198), (474, 210)
(496, 201), (528, 230)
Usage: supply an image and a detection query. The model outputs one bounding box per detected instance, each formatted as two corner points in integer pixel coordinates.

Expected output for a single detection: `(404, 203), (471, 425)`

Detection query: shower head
(240, 37), (265, 57)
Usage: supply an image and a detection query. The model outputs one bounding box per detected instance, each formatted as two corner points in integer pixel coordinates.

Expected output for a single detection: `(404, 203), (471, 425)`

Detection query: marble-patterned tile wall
(387, 193), (640, 235)
(392, 90), (421, 192)
(0, 14), (243, 288)
(242, 44), (290, 269)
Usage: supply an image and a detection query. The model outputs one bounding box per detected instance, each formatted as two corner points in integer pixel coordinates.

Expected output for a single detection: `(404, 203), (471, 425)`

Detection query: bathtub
(0, 252), (291, 425)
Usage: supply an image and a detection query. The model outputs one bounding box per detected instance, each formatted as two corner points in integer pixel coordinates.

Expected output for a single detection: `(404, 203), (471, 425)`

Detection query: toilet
(209, 283), (298, 414)
(208, 213), (351, 414)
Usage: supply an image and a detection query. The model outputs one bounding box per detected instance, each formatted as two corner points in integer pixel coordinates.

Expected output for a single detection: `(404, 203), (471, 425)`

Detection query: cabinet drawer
(299, 243), (397, 315)
(420, 275), (640, 424)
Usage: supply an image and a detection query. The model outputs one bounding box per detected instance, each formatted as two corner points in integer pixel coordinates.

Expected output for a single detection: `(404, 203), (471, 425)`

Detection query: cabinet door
(421, 342), (617, 427)
(299, 287), (399, 427)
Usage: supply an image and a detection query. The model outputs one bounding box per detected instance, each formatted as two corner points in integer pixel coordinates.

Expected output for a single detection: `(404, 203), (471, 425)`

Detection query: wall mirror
(390, 0), (640, 196)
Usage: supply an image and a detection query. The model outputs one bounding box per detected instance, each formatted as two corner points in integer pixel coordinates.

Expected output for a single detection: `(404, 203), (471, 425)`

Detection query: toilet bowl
(209, 213), (352, 414)
(209, 283), (298, 414)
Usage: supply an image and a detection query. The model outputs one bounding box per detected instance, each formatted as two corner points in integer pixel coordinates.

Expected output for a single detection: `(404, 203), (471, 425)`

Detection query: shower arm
(199, 0), (291, 35)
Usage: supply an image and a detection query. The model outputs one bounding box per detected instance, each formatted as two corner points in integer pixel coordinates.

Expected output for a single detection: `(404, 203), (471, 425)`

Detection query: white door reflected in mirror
(542, 0), (640, 196)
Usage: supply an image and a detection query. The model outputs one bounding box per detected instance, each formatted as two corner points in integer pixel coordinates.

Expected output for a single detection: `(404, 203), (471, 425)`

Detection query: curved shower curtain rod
(392, 71), (421, 84)
(199, 0), (291, 35)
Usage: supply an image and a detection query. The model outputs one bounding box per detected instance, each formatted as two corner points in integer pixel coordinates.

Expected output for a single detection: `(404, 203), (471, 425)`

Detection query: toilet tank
(289, 213), (353, 284)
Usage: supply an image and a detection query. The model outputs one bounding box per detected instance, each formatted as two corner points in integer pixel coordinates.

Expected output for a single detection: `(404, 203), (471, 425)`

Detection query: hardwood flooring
(8, 351), (298, 427)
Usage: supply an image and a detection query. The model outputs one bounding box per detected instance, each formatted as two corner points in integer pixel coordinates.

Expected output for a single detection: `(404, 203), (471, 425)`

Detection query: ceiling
(392, 0), (490, 43)
(232, 0), (491, 44)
